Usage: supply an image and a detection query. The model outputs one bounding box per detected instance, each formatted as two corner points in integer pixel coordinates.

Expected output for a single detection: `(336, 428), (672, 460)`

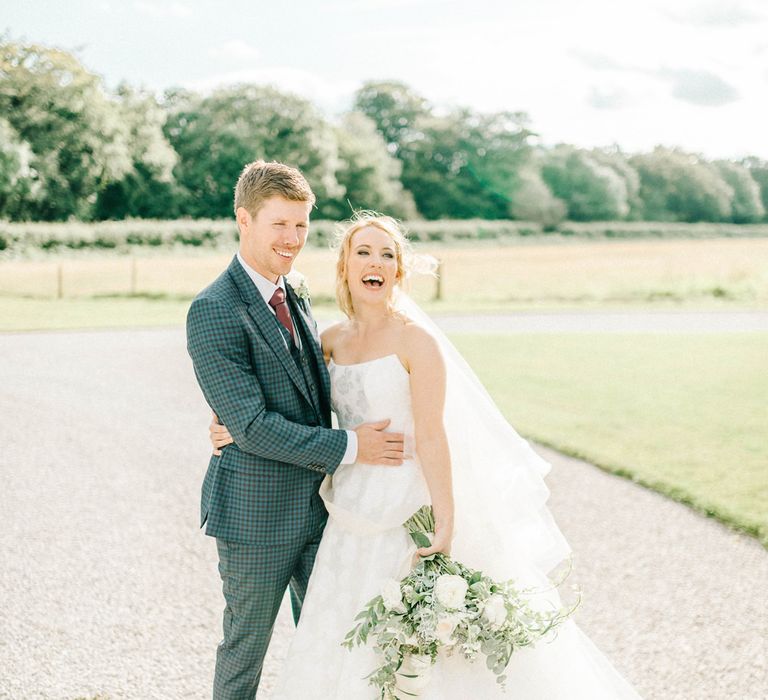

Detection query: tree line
(1, 38), (767, 225)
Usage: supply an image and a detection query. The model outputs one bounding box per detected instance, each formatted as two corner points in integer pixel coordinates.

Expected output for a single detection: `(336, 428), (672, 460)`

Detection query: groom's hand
(354, 419), (407, 466)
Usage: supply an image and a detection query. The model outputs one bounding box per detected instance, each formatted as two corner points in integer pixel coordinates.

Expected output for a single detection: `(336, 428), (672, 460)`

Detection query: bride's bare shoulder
(320, 320), (352, 361)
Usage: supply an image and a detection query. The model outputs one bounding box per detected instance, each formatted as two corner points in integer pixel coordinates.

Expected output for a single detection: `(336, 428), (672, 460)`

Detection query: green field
(452, 333), (768, 545)
(2, 237), (768, 322)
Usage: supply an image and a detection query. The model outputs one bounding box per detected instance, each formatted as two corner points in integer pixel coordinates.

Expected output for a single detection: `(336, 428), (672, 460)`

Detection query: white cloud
(658, 68), (740, 106)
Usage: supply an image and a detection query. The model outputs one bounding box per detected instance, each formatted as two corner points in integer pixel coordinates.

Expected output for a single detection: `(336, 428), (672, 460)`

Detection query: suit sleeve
(186, 296), (347, 475)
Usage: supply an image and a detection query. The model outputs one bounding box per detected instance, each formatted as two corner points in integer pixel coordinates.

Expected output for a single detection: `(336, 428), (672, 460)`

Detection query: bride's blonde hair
(333, 212), (414, 319)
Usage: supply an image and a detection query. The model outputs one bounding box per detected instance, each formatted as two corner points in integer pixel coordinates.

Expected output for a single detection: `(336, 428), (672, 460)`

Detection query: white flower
(395, 654), (433, 696)
(285, 270), (310, 302)
(434, 574), (468, 609)
(381, 578), (405, 612)
(482, 594), (508, 628)
(434, 613), (459, 645)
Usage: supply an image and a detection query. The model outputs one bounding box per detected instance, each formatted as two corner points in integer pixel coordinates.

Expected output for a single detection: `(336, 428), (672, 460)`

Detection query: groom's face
(237, 196), (311, 283)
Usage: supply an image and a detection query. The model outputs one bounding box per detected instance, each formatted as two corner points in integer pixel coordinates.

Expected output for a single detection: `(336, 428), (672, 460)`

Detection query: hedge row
(2, 219), (768, 256)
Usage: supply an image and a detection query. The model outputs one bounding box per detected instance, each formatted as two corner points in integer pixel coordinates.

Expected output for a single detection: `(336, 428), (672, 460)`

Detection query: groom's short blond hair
(233, 160), (316, 216)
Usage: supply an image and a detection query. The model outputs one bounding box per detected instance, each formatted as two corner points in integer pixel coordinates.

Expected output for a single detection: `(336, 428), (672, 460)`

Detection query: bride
(211, 213), (643, 698)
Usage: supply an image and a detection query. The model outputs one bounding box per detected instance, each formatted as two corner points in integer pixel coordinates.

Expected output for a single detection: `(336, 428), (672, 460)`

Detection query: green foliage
(589, 147), (644, 220)
(4, 219), (768, 257)
(354, 80), (430, 155)
(541, 145), (630, 220)
(403, 109), (532, 220)
(715, 160), (766, 223)
(742, 157), (768, 220)
(0, 218), (238, 254)
(508, 161), (566, 230)
(0, 117), (37, 219)
(93, 85), (181, 220)
(0, 40), (765, 225)
(355, 82), (534, 220)
(630, 147), (734, 222)
(332, 111), (418, 220)
(163, 85), (343, 219)
(0, 38), (132, 220)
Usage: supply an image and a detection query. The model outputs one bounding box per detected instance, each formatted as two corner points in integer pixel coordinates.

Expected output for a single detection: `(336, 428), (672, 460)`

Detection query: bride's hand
(209, 412), (234, 455)
(416, 522), (453, 558)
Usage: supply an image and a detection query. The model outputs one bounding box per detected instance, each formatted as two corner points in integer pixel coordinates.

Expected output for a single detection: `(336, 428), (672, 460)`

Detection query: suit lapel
(285, 283), (332, 421)
(227, 257), (313, 408)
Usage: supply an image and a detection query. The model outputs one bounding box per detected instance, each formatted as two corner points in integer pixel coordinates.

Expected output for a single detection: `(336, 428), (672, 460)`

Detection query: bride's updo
(333, 212), (416, 318)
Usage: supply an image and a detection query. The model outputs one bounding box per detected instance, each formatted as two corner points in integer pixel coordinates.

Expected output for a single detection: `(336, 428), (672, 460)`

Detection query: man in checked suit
(186, 160), (405, 699)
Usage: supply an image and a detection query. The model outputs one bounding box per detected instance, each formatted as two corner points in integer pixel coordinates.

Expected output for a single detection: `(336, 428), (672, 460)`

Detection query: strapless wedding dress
(273, 354), (642, 699)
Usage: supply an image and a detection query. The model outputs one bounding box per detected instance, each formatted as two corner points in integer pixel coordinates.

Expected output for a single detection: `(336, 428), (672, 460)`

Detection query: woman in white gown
(214, 214), (643, 699)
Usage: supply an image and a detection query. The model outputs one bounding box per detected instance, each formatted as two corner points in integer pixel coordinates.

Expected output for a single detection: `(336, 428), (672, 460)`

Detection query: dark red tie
(269, 288), (295, 345)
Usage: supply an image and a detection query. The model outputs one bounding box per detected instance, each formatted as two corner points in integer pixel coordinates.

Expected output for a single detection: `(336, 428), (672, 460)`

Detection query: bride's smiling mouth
(362, 274), (385, 289)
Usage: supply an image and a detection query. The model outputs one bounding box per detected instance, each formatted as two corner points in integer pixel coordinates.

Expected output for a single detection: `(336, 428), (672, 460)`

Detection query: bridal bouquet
(342, 506), (580, 699)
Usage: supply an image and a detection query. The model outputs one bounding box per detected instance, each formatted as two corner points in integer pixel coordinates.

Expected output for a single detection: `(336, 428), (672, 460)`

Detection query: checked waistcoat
(186, 256), (348, 546)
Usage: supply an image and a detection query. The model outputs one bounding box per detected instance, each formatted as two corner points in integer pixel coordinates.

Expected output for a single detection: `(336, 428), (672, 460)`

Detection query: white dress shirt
(236, 253), (358, 465)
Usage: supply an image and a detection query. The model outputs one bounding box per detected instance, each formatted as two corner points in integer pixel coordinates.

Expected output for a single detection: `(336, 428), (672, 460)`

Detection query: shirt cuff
(341, 430), (358, 464)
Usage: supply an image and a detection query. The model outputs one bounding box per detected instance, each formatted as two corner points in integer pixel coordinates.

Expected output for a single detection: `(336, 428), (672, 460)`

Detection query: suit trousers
(213, 529), (323, 700)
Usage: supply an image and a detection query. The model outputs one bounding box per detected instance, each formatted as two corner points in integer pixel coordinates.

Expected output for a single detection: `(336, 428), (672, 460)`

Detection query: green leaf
(410, 531), (432, 548)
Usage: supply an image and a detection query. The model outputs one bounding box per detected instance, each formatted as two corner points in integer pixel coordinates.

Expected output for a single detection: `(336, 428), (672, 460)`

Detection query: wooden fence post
(434, 259), (444, 301)
(130, 256), (138, 295)
(57, 263), (63, 299)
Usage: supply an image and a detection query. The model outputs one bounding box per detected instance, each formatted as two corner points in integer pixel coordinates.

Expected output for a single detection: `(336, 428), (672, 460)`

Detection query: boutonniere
(285, 270), (311, 303)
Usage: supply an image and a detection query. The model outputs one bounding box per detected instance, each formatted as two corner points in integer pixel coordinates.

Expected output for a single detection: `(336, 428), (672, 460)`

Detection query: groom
(186, 160), (406, 699)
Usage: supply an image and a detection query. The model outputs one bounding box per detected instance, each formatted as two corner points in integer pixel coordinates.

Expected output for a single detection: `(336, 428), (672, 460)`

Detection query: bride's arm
(405, 324), (454, 557)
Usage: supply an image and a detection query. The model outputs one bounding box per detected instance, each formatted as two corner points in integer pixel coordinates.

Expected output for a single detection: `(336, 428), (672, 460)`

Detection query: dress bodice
(323, 354), (430, 533)
(329, 353), (414, 434)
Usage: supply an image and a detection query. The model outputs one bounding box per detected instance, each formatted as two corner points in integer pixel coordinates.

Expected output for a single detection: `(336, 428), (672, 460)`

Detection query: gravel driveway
(1, 328), (765, 699)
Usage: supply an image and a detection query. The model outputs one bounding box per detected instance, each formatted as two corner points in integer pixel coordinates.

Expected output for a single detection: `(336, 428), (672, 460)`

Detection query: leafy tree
(509, 159), (566, 228)
(630, 147), (732, 222)
(354, 80), (429, 155)
(357, 81), (533, 219)
(401, 108), (532, 219)
(0, 38), (131, 220)
(0, 117), (38, 219)
(164, 85), (343, 218)
(331, 111), (417, 220)
(541, 145), (629, 220)
(589, 147), (643, 219)
(735, 158), (768, 222)
(94, 85), (180, 219)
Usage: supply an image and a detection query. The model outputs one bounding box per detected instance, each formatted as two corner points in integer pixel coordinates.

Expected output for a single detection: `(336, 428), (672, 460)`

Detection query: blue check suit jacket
(186, 256), (348, 545)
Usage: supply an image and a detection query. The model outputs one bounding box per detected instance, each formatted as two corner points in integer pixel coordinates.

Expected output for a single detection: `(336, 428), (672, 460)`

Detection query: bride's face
(346, 225), (401, 306)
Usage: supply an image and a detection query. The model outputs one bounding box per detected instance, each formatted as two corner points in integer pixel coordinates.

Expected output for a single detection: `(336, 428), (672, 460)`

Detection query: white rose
(381, 578), (405, 612)
(434, 614), (459, 645)
(482, 594), (508, 628)
(433, 574), (469, 609)
(395, 654), (433, 696)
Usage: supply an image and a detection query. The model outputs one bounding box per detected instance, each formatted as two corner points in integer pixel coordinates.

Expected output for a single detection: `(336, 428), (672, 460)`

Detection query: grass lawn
(451, 333), (768, 545)
(0, 295), (193, 331)
(2, 237), (768, 307)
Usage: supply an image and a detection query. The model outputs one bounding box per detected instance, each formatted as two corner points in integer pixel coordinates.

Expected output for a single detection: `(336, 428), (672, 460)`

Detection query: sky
(3, 0), (767, 160)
